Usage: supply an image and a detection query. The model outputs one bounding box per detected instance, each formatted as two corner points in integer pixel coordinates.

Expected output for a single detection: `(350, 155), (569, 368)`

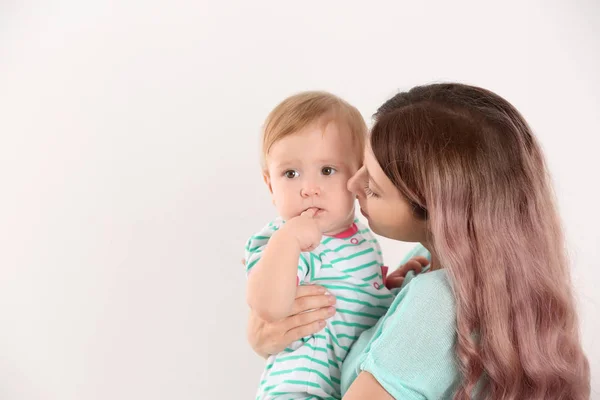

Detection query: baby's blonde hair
(261, 91), (367, 171)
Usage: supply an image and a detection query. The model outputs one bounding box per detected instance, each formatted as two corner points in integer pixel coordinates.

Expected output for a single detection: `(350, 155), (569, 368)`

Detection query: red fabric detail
(330, 223), (358, 239)
(381, 265), (389, 285)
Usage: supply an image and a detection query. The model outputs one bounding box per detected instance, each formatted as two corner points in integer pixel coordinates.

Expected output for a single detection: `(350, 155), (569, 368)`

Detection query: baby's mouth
(303, 207), (324, 215)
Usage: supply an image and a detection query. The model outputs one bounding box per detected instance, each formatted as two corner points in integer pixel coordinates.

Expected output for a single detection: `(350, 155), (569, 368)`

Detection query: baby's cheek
(275, 194), (297, 219)
(339, 178), (355, 196)
(335, 186), (357, 210)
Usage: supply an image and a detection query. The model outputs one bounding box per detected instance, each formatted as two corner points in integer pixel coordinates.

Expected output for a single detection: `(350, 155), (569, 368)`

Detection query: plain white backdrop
(0, 1), (598, 399)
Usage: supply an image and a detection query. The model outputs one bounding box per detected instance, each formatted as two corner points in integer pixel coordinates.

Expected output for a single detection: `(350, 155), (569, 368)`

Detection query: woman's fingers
(283, 319), (327, 344)
(292, 285), (334, 314)
(254, 305), (335, 355)
(286, 306), (336, 330)
(290, 293), (335, 315)
(295, 284), (326, 298)
(283, 307), (336, 343)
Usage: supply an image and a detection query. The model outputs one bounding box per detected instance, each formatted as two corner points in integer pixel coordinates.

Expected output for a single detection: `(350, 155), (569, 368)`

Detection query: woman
(248, 83), (590, 399)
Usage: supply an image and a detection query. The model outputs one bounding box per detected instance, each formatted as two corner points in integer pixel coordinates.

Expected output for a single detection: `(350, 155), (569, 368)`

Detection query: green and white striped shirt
(245, 217), (393, 399)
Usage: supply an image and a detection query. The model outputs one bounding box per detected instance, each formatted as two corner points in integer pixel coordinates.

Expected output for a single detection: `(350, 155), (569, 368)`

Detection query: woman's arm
(247, 284), (336, 358)
(247, 255), (429, 358)
(343, 372), (394, 400)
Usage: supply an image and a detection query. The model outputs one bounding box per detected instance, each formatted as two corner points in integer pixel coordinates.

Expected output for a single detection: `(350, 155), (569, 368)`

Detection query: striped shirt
(245, 217), (393, 399)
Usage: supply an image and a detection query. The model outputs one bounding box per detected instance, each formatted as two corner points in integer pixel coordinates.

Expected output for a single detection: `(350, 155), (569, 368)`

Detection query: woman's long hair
(371, 83), (590, 399)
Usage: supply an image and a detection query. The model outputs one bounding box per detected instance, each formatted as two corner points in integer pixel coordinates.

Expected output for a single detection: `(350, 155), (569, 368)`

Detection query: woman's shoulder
(410, 269), (452, 295)
(388, 269), (456, 325)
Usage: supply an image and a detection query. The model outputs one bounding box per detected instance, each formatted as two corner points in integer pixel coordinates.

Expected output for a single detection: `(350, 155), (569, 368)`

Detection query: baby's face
(264, 120), (360, 236)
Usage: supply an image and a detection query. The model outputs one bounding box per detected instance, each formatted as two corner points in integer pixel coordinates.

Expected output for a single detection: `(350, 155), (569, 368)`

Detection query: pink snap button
(373, 282), (380, 289)
(350, 238), (359, 245)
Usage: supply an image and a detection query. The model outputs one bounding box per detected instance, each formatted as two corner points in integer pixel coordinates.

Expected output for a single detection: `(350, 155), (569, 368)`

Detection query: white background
(1, 1), (598, 399)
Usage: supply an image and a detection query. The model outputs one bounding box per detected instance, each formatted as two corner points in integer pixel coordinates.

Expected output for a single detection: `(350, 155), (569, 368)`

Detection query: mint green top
(340, 245), (461, 399)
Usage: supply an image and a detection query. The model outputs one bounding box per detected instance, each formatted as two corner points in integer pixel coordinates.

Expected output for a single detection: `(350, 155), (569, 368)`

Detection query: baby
(245, 91), (393, 399)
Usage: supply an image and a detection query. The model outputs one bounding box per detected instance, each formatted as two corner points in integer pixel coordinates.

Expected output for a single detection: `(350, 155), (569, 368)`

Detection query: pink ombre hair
(371, 83), (590, 399)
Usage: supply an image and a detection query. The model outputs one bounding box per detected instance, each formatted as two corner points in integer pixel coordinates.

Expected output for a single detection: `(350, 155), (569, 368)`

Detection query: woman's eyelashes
(364, 184), (379, 198)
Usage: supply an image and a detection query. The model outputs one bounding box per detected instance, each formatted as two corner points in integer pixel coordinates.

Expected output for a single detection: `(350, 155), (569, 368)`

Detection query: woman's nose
(347, 166), (364, 195)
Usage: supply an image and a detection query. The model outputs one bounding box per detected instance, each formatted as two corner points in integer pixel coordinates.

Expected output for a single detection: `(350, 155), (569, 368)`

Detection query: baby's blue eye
(322, 167), (336, 176)
(284, 170), (299, 179)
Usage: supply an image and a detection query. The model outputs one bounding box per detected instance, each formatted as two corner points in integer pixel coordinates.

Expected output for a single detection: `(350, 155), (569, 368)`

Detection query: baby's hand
(385, 256), (430, 289)
(284, 208), (322, 252)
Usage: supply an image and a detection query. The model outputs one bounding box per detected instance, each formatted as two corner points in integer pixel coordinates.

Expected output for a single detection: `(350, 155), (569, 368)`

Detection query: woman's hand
(245, 255), (428, 358)
(247, 284), (336, 358)
(385, 256), (429, 289)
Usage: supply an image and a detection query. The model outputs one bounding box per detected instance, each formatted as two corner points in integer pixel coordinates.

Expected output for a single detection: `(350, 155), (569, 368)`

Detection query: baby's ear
(263, 172), (276, 205)
(262, 172), (272, 193)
